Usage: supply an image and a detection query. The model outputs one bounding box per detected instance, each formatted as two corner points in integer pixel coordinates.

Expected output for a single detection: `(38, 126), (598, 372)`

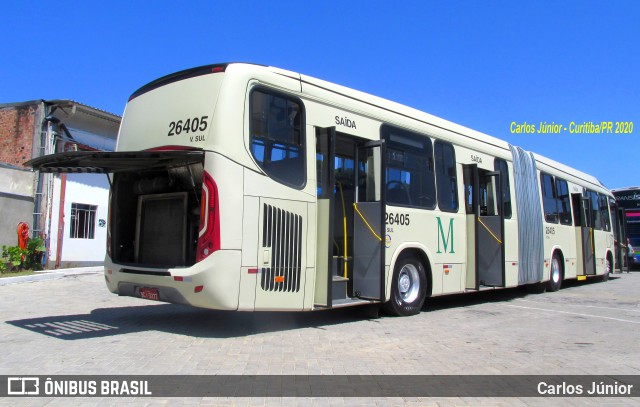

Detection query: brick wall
(0, 104), (36, 167)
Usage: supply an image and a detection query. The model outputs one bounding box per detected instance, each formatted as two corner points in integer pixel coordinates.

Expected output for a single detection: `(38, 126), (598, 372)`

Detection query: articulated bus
(28, 63), (616, 316)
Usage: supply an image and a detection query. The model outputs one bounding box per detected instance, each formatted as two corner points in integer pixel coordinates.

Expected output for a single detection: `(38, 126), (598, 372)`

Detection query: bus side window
(381, 125), (436, 209)
(434, 140), (458, 213)
(587, 190), (601, 230)
(555, 178), (572, 225)
(541, 172), (559, 223)
(494, 158), (512, 218)
(250, 89), (305, 188)
(599, 193), (611, 231)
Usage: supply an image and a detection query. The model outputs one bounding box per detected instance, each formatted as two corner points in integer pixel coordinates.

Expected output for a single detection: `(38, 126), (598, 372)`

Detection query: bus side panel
(211, 153), (244, 250)
(239, 195), (259, 311)
(594, 230), (612, 275)
(503, 161), (519, 288)
(254, 197), (308, 311)
(557, 224), (577, 279)
(385, 206), (465, 297)
(503, 217), (519, 288)
(304, 202), (316, 311)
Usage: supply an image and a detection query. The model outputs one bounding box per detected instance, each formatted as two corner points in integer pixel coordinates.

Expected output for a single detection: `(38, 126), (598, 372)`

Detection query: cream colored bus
(28, 63), (615, 316)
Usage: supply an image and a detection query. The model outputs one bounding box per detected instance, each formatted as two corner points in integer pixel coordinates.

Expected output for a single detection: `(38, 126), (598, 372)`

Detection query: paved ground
(0, 269), (638, 406)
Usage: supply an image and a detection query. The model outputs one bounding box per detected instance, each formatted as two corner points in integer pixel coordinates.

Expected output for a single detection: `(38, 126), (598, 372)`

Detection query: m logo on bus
(436, 217), (455, 254)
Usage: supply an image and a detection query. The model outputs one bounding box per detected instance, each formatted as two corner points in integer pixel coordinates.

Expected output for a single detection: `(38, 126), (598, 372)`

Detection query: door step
(331, 297), (376, 308)
(332, 275), (348, 300)
(465, 285), (499, 292)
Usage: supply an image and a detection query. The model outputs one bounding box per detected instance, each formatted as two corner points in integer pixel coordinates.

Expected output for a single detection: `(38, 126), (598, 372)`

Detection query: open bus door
(610, 199), (629, 273)
(314, 127), (337, 307)
(572, 193), (596, 276)
(314, 129), (385, 306)
(352, 141), (385, 301)
(463, 164), (505, 289)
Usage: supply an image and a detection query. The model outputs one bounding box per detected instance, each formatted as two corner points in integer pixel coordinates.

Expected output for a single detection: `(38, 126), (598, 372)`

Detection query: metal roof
(0, 99), (121, 122)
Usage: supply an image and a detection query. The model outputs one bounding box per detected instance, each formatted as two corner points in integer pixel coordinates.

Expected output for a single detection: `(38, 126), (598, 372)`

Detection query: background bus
(612, 187), (640, 270)
(28, 63), (616, 316)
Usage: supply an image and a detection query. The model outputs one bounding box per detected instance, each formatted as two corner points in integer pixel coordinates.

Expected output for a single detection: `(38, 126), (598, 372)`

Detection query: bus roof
(532, 152), (609, 193)
(295, 67), (512, 153)
(264, 63), (608, 193)
(612, 186), (640, 192)
(126, 62), (612, 194)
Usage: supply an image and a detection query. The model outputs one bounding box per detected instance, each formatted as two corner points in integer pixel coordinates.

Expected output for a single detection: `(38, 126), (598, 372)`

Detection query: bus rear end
(29, 64), (244, 310)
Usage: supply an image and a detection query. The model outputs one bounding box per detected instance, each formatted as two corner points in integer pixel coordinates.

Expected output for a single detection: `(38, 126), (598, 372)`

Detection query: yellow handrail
(477, 217), (502, 244)
(353, 203), (382, 242)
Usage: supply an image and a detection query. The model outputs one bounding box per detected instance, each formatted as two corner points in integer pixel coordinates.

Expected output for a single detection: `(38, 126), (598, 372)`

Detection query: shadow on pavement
(6, 275), (619, 340)
(6, 302), (380, 340)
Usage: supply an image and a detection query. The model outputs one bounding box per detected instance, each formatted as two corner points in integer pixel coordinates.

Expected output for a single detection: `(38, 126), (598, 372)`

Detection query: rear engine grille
(260, 204), (302, 292)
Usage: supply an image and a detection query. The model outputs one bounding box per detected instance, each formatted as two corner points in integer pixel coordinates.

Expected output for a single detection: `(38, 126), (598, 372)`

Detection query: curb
(0, 266), (103, 286)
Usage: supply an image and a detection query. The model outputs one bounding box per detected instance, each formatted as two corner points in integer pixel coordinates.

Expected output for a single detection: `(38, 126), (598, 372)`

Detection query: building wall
(0, 104), (36, 168)
(1, 100), (119, 268)
(0, 166), (35, 248)
(48, 173), (109, 267)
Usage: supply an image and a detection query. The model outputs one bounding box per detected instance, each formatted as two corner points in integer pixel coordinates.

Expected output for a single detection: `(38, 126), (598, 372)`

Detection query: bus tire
(384, 254), (427, 316)
(547, 253), (563, 292)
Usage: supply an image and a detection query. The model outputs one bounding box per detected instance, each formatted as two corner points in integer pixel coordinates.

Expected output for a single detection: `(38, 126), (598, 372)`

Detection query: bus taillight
(197, 170), (220, 262)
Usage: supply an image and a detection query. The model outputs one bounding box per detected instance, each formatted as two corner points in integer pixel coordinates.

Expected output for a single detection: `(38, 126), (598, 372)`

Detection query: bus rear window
(250, 89), (305, 188)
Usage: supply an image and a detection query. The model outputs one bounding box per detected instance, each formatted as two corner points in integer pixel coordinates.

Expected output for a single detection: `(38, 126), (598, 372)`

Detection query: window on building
(70, 203), (97, 239)
(555, 178), (572, 225)
(494, 158), (512, 218)
(381, 125), (435, 209)
(434, 141), (458, 212)
(541, 172), (558, 223)
(250, 89), (305, 188)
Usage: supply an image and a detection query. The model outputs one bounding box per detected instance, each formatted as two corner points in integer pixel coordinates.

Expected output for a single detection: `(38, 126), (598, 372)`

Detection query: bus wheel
(602, 257), (611, 282)
(547, 253), (562, 292)
(384, 254), (427, 316)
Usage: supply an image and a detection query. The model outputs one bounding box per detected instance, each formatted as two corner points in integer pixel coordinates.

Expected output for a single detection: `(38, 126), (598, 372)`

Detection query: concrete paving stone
(1, 272), (639, 405)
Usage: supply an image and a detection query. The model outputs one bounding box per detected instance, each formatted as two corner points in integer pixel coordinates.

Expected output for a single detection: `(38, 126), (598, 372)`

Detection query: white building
(0, 100), (120, 268)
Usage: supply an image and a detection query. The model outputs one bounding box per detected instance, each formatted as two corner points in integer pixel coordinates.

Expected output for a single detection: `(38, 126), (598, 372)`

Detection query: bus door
(464, 165), (505, 288)
(352, 141), (385, 300)
(314, 129), (384, 305)
(572, 193), (596, 275)
(619, 207), (629, 271)
(314, 127), (336, 307)
(615, 206), (629, 272)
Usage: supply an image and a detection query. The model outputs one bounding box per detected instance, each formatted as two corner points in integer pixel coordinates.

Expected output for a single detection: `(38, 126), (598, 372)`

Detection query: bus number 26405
(386, 213), (410, 226)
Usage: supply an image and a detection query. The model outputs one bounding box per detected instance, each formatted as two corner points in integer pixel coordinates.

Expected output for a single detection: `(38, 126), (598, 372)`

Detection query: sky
(2, 1), (638, 189)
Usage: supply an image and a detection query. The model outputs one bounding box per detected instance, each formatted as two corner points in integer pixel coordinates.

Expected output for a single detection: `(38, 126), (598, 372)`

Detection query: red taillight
(197, 170), (220, 262)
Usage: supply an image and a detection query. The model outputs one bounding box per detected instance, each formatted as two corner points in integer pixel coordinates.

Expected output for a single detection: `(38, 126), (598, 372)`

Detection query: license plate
(139, 287), (160, 301)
